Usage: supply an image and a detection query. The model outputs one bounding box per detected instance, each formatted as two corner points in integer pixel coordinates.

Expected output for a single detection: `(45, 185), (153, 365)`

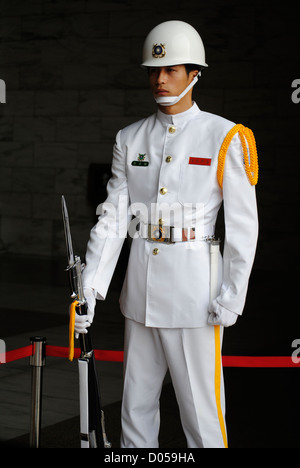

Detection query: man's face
(148, 65), (194, 99)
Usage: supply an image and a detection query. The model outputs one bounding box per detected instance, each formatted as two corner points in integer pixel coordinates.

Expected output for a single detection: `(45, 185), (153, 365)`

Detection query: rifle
(62, 195), (111, 448)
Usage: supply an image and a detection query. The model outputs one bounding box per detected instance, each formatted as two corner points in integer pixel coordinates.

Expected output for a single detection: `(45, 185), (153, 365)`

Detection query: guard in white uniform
(77, 21), (259, 448)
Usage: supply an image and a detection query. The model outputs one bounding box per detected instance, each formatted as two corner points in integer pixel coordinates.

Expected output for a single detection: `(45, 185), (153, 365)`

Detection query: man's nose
(156, 69), (167, 84)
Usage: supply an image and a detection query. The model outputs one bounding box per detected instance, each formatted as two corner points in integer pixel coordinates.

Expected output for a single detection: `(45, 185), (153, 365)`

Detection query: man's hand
(208, 300), (239, 328)
(74, 288), (96, 336)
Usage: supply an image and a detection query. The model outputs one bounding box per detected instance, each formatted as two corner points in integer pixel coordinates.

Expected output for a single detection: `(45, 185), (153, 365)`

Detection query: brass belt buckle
(148, 224), (172, 243)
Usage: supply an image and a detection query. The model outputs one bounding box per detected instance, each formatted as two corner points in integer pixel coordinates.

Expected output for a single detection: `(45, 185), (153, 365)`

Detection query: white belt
(138, 223), (215, 244)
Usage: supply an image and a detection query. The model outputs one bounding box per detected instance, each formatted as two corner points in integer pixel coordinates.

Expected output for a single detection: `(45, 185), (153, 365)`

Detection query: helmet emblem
(152, 43), (166, 59)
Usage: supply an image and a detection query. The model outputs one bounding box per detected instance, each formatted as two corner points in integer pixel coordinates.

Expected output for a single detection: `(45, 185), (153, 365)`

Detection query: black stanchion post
(29, 337), (46, 448)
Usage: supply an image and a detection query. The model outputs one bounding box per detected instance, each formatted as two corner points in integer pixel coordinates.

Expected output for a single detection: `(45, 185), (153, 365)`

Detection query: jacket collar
(156, 102), (201, 126)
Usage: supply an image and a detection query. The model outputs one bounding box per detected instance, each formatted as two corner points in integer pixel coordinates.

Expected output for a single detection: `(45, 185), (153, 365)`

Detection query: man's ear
(189, 70), (199, 83)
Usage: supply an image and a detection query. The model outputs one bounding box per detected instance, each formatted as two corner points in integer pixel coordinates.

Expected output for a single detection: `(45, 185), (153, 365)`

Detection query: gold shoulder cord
(217, 124), (259, 188)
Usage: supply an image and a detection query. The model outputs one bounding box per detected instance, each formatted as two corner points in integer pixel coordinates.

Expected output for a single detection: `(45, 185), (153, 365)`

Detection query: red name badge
(189, 157), (211, 166)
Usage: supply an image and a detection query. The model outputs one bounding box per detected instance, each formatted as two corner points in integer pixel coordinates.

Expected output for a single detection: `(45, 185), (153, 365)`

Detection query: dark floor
(3, 366), (299, 449)
(0, 254), (299, 449)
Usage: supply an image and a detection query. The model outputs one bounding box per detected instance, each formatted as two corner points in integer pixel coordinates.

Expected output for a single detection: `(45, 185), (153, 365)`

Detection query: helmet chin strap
(154, 71), (201, 107)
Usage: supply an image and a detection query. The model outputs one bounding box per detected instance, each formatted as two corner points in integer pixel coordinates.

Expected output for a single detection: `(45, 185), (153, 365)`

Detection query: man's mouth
(155, 89), (169, 96)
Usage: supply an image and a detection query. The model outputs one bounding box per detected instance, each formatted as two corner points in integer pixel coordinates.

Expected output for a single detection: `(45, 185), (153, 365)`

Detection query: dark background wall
(0, 0), (299, 349)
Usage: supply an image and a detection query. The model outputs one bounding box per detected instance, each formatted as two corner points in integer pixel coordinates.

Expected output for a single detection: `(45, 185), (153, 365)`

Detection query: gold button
(153, 248), (159, 256)
(168, 126), (176, 134)
(166, 156), (173, 163)
(160, 187), (168, 195)
(158, 218), (165, 225)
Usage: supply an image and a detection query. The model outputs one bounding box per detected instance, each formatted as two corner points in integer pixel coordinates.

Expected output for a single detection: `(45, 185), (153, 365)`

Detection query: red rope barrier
(46, 346), (124, 362)
(5, 345), (32, 363)
(47, 345), (80, 360)
(1, 345), (299, 368)
(222, 356), (300, 368)
(94, 349), (124, 362)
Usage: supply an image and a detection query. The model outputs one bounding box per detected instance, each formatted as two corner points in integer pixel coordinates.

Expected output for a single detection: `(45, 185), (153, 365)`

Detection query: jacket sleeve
(216, 132), (259, 315)
(82, 130), (131, 300)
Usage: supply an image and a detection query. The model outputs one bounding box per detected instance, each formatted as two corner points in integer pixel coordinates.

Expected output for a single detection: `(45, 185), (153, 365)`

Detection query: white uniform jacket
(82, 103), (258, 328)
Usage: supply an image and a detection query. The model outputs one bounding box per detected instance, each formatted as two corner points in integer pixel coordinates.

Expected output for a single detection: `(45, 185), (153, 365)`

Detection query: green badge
(132, 153), (149, 166)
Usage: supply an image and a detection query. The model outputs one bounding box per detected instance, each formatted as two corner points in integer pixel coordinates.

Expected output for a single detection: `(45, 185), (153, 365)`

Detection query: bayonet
(62, 196), (85, 304)
(62, 195), (74, 267)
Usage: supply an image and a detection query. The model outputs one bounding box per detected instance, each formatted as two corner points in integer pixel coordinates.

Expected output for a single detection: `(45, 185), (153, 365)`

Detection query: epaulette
(217, 124), (259, 188)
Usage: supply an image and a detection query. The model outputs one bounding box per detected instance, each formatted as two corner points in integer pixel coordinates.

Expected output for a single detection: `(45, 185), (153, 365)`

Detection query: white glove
(208, 300), (239, 328)
(74, 288), (96, 336)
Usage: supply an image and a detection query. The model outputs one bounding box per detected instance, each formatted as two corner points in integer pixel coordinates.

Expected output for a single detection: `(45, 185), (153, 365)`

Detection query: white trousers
(120, 318), (228, 449)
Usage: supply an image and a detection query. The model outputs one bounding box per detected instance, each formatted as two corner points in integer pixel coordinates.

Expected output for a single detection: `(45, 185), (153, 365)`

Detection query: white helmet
(141, 20), (208, 69)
